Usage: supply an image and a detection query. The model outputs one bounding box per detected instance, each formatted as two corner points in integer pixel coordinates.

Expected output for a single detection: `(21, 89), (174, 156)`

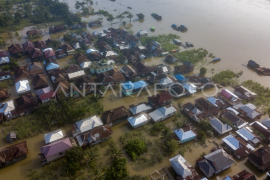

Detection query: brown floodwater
(1, 0), (270, 179)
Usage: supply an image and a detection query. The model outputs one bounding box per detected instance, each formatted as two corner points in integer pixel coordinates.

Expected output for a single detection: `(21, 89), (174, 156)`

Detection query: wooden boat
(212, 58), (221, 62)
(151, 13), (162, 20)
(170, 49), (179, 53)
(178, 25), (188, 31)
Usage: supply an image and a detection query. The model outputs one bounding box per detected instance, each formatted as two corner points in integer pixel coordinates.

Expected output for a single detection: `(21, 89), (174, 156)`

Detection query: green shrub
(125, 139), (147, 161)
(150, 123), (166, 136)
(212, 70), (241, 86)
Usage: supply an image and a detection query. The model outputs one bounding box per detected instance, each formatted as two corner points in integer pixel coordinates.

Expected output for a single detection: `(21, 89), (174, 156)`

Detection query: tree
(136, 13), (144, 20)
(163, 139), (178, 154)
(106, 158), (128, 180)
(105, 139), (122, 160)
(127, 13), (133, 23)
(197, 130), (207, 144)
(200, 67), (207, 76)
(150, 123), (166, 136)
(65, 146), (84, 176)
(107, 16), (115, 26)
(2, 57), (18, 71)
(84, 146), (99, 167)
(116, 14), (124, 23)
(198, 119), (211, 131)
(125, 139), (147, 161)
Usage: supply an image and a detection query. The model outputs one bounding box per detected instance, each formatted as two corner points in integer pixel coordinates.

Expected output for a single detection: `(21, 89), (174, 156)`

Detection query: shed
(6, 132), (16, 142)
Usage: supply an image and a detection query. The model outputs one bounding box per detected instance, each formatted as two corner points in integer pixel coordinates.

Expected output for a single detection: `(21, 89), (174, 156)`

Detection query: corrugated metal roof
(44, 129), (64, 144)
(174, 128), (196, 141)
(169, 155), (192, 178)
(129, 103), (152, 115)
(236, 127), (255, 141)
(15, 80), (30, 93)
(75, 115), (103, 133)
(149, 105), (177, 122)
(67, 70), (85, 79)
(128, 113), (149, 127)
(210, 118), (232, 134)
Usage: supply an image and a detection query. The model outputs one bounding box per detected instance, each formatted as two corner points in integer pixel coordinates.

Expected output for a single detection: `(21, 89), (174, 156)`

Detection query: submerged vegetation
(212, 70), (243, 86)
(173, 48), (208, 64)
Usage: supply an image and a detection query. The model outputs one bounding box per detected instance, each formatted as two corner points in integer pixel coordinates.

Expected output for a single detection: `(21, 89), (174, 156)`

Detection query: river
(1, 0), (270, 179)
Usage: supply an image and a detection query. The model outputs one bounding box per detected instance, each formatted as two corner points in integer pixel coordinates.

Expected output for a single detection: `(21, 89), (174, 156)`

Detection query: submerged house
(222, 170), (257, 180)
(195, 97), (219, 118)
(0, 71), (11, 81)
(133, 62), (153, 77)
(233, 103), (262, 121)
(129, 103), (153, 115)
(206, 96), (226, 110)
(221, 112), (248, 129)
(182, 102), (206, 122)
(149, 104), (177, 123)
(8, 44), (23, 57)
(121, 81), (148, 96)
(209, 117), (232, 135)
(236, 127), (262, 146)
(44, 129), (64, 144)
(234, 85), (257, 101)
(120, 65), (140, 80)
(128, 112), (151, 128)
(89, 60), (115, 74)
(197, 148), (235, 178)
(0, 141), (28, 168)
(173, 126), (197, 143)
(101, 106), (130, 126)
(0, 100), (19, 121)
(61, 44), (75, 55)
(218, 89), (242, 107)
(14, 94), (37, 116)
(248, 146), (270, 171)
(148, 92), (173, 109)
(250, 121), (270, 143)
(174, 61), (195, 74)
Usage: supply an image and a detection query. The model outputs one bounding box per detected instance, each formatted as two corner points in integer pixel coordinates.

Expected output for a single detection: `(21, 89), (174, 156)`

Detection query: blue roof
(174, 128), (196, 141)
(122, 81), (148, 90)
(175, 74), (185, 81)
(172, 24), (177, 26)
(46, 63), (59, 70)
(236, 128), (255, 141)
(224, 176), (233, 180)
(223, 135), (239, 150)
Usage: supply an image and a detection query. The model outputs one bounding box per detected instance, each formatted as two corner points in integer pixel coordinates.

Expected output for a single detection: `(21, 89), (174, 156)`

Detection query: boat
(171, 24), (177, 29)
(173, 39), (182, 45)
(160, 52), (169, 56)
(151, 13), (162, 20)
(186, 42), (194, 47)
(178, 25), (188, 31)
(212, 58), (221, 62)
(170, 49), (179, 53)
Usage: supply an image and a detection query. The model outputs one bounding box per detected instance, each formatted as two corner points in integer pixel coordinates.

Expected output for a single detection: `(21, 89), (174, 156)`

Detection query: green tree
(200, 67), (207, 76)
(107, 16), (115, 26)
(197, 130), (207, 144)
(163, 139), (178, 154)
(127, 13), (133, 23)
(125, 139), (147, 161)
(65, 146), (84, 176)
(116, 14), (124, 23)
(106, 158), (128, 180)
(136, 13), (144, 20)
(150, 123), (166, 136)
(105, 139), (122, 160)
(84, 146), (99, 167)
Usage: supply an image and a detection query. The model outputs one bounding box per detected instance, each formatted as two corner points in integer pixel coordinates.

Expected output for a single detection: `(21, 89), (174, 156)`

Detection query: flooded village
(1, 0), (270, 180)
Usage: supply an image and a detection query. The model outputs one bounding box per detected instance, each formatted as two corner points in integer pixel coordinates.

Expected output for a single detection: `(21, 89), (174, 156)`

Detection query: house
(169, 84), (187, 98)
(43, 49), (56, 60)
(0, 71), (11, 81)
(158, 76), (178, 88)
(195, 98), (219, 118)
(147, 74), (167, 84)
(28, 62), (43, 76)
(182, 102), (207, 122)
(107, 69), (125, 83)
(121, 80), (148, 96)
(165, 55), (178, 63)
(31, 74), (48, 90)
(50, 70), (68, 84)
(248, 146), (270, 171)
(0, 141), (28, 168)
(49, 25), (66, 34)
(34, 41), (47, 50)
(196, 77), (214, 90)
(78, 56), (91, 69)
(97, 73), (115, 87)
(133, 62), (153, 77)
(0, 57), (9, 65)
(14, 94), (37, 116)
(15, 80), (30, 94)
(101, 106), (130, 126)
(149, 104), (177, 123)
(221, 112), (248, 129)
(169, 155), (201, 180)
(0, 100), (19, 120)
(209, 117), (232, 135)
(222, 134), (254, 159)
(76, 124), (113, 147)
(173, 126), (197, 143)
(233, 103), (262, 121)
(29, 48), (44, 61)
(247, 60), (260, 69)
(26, 30), (42, 36)
(35, 87), (55, 103)
(129, 102), (153, 115)
(174, 61), (195, 74)
(44, 129), (64, 144)
(89, 20), (102, 27)
(53, 80), (70, 96)
(71, 115), (103, 137)
(61, 44), (75, 55)
(148, 92), (173, 109)
(14, 66), (30, 82)
(120, 65), (140, 80)
(90, 60), (115, 74)
(39, 137), (75, 165)
(128, 113), (151, 128)
(234, 85), (257, 101)
(260, 117), (270, 129)
(22, 41), (35, 54)
(6, 132), (16, 143)
(0, 89), (9, 99)
(197, 148), (235, 178)
(55, 49), (66, 58)
(222, 170), (257, 180)
(206, 96), (226, 110)
(7, 44), (23, 57)
(74, 76), (95, 95)
(137, 30), (148, 37)
(175, 74), (188, 84)
(0, 51), (8, 58)
(236, 127), (262, 146)
(65, 64), (85, 80)
(250, 121), (270, 143)
(183, 83), (197, 95)
(152, 64), (171, 75)
(218, 89), (242, 106)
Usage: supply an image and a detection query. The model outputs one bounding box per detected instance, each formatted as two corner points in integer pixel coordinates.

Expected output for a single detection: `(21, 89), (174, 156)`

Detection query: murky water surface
(1, 0), (270, 179)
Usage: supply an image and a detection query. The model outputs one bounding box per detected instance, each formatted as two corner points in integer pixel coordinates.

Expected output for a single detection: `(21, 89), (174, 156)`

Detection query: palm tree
(84, 146), (99, 167)
(105, 139), (122, 160)
(126, 13), (133, 23)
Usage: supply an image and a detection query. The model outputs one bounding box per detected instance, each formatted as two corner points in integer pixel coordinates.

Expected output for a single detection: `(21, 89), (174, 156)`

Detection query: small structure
(0, 100), (19, 121)
(218, 89), (242, 106)
(222, 170), (257, 180)
(122, 80), (148, 96)
(14, 94), (37, 116)
(222, 134), (254, 159)
(137, 30), (148, 37)
(44, 129), (64, 144)
(197, 148), (235, 178)
(28, 62), (43, 76)
(248, 146), (270, 171)
(173, 126), (197, 143)
(209, 117), (232, 135)
(133, 62), (153, 77)
(206, 96), (226, 110)
(175, 74), (188, 84)
(236, 127), (262, 146)
(26, 30), (42, 36)
(0, 57), (9, 64)
(247, 60), (260, 69)
(101, 106), (130, 126)
(55, 49), (66, 59)
(49, 25), (66, 34)
(233, 103), (262, 121)
(61, 44), (75, 55)
(129, 103), (153, 115)
(148, 92), (173, 109)
(149, 104), (177, 123)
(65, 65), (85, 80)
(45, 62), (60, 73)
(35, 87), (55, 103)
(0, 141), (28, 168)
(90, 60), (115, 74)
(6, 132), (16, 143)
(234, 85), (257, 101)
(39, 137), (75, 165)
(15, 80), (30, 94)
(88, 20), (102, 27)
(0, 71), (11, 81)
(158, 76), (177, 88)
(128, 112), (151, 128)
(174, 61), (195, 74)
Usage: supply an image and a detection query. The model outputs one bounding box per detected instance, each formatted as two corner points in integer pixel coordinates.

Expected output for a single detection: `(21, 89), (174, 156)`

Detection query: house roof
(183, 84), (197, 94)
(207, 96), (225, 108)
(43, 49), (55, 58)
(0, 71), (11, 77)
(175, 74), (186, 81)
(0, 141), (28, 163)
(44, 129), (64, 144)
(231, 170), (257, 180)
(148, 92), (173, 108)
(134, 62), (153, 75)
(120, 65), (139, 78)
(29, 48), (43, 59)
(28, 62), (43, 76)
(46, 63), (59, 71)
(55, 49), (66, 57)
(32, 73), (48, 89)
(65, 64), (81, 73)
(122, 81), (148, 90)
(15, 80), (30, 93)
(0, 51), (8, 58)
(174, 126), (197, 142)
(248, 146), (270, 171)
(107, 69), (125, 83)
(261, 117), (270, 128)
(210, 117), (232, 134)
(22, 41), (35, 52)
(250, 121), (270, 138)
(34, 41), (47, 49)
(222, 134), (254, 152)
(0, 100), (15, 116)
(169, 155), (192, 178)
(40, 138), (72, 158)
(101, 106), (130, 125)
(149, 105), (177, 122)
(75, 115), (103, 134)
(14, 66), (30, 82)
(0, 57), (9, 64)
(223, 112), (248, 129)
(128, 113), (150, 127)
(129, 103), (152, 115)
(61, 44), (74, 52)
(220, 89), (241, 102)
(234, 86), (256, 98)
(8, 44), (23, 54)
(26, 30), (41, 36)
(0, 89), (9, 99)
(67, 70), (85, 79)
(14, 94), (37, 114)
(195, 97), (219, 113)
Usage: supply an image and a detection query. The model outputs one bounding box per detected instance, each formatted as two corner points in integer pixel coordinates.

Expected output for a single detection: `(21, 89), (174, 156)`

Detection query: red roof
(39, 91), (55, 100)
(43, 50), (55, 58)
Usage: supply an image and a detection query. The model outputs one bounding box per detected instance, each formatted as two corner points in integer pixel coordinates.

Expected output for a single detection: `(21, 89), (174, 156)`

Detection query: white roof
(226, 107), (239, 115)
(169, 155), (192, 177)
(73, 43), (81, 49)
(236, 127), (255, 142)
(149, 105), (177, 122)
(174, 128), (196, 142)
(105, 51), (117, 57)
(128, 113), (149, 127)
(80, 61), (92, 69)
(46, 63), (59, 71)
(222, 134), (255, 151)
(0, 57), (9, 64)
(42, 48), (53, 52)
(160, 77), (173, 86)
(75, 115), (103, 133)
(184, 84), (197, 94)
(130, 103), (152, 115)
(86, 48), (98, 54)
(209, 117), (232, 134)
(67, 70), (85, 79)
(15, 80), (30, 93)
(0, 100), (15, 116)
(44, 129), (64, 144)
